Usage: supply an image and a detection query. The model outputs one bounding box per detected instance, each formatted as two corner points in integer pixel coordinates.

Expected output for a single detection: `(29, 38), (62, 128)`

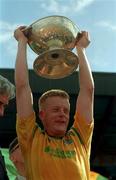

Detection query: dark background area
(0, 69), (116, 179)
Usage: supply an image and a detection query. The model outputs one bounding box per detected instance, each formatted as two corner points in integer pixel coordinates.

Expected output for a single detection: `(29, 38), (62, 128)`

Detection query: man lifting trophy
(14, 15), (94, 180)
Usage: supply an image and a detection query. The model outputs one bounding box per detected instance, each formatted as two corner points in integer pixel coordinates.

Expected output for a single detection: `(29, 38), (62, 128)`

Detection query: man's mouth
(55, 120), (66, 124)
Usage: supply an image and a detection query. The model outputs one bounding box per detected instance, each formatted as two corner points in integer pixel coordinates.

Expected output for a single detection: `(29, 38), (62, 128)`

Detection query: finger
(81, 31), (91, 42)
(76, 32), (83, 41)
(85, 32), (90, 42)
(81, 31), (87, 35)
(19, 26), (27, 29)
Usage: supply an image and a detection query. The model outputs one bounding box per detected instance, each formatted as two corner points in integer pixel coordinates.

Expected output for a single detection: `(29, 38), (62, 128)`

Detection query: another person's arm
(14, 26), (33, 119)
(75, 31), (94, 124)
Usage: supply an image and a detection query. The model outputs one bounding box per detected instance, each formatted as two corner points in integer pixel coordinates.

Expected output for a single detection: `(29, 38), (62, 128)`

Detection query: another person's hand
(75, 31), (90, 49)
(14, 26), (28, 43)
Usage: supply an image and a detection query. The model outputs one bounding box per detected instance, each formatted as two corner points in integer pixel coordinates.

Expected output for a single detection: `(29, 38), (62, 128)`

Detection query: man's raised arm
(14, 26), (33, 118)
(75, 31), (94, 124)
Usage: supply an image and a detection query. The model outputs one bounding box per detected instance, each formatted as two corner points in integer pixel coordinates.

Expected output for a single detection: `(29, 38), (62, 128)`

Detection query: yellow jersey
(16, 112), (94, 180)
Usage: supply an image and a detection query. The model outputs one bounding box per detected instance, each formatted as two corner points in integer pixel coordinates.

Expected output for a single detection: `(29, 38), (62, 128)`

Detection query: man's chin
(46, 126), (67, 137)
(53, 128), (67, 137)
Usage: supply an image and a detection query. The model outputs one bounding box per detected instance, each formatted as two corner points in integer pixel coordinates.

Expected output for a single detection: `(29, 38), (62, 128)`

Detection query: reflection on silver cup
(24, 15), (80, 79)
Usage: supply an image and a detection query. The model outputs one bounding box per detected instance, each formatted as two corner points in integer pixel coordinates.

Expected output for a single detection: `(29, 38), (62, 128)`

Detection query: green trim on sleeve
(32, 123), (45, 138)
(71, 127), (84, 145)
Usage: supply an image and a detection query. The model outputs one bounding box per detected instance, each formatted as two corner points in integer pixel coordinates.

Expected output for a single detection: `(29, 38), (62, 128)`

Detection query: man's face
(0, 95), (9, 116)
(39, 96), (70, 137)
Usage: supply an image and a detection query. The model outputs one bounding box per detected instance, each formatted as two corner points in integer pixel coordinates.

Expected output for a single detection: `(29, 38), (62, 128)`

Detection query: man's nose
(59, 109), (65, 116)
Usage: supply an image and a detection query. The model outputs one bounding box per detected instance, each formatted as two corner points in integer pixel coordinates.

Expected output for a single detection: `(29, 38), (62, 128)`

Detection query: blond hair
(39, 89), (69, 111)
(0, 75), (15, 99)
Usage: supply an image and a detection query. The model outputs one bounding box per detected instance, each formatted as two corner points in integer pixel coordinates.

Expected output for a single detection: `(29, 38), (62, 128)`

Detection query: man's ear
(39, 110), (45, 121)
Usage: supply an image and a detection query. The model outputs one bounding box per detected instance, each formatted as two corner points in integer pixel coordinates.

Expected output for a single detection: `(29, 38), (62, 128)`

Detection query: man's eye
(64, 109), (69, 114)
(53, 108), (59, 112)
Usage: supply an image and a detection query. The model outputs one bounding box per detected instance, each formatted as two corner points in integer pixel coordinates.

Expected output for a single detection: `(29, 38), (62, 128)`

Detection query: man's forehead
(46, 96), (68, 102)
(45, 96), (70, 106)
